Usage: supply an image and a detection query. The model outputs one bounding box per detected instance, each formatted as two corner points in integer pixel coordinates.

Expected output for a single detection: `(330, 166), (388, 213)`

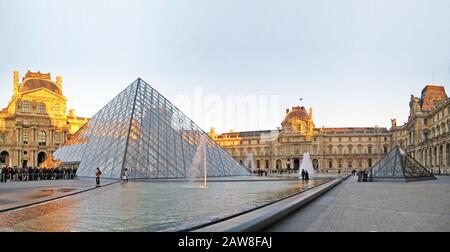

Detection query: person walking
(123, 168), (129, 183)
(305, 170), (309, 181)
(95, 168), (102, 187)
(363, 170), (368, 182)
(301, 169), (305, 181)
(357, 170), (362, 183)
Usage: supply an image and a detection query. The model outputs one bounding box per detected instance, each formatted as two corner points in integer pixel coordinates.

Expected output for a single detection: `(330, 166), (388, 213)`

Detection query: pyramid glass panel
(369, 146), (436, 182)
(54, 79), (250, 179)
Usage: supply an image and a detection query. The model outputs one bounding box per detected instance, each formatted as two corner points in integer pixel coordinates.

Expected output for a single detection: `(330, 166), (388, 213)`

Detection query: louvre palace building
(209, 85), (450, 174)
(0, 71), (88, 168)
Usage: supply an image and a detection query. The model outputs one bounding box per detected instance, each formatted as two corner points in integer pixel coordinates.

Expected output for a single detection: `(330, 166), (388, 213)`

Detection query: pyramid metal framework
(369, 146), (436, 182)
(54, 79), (250, 179)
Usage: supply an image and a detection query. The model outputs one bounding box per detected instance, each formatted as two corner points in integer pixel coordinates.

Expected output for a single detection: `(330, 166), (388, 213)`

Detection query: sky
(0, 0), (449, 133)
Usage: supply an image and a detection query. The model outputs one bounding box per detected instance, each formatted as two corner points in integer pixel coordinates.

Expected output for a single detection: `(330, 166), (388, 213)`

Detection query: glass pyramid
(54, 79), (250, 179)
(369, 146), (436, 182)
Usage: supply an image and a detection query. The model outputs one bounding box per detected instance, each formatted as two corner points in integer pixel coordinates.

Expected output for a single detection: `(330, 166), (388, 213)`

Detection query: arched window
(22, 101), (30, 113)
(38, 131), (47, 146)
(328, 160), (333, 169)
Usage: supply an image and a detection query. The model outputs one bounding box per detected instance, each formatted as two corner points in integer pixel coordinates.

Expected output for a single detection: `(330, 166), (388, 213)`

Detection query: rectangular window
(55, 133), (61, 145)
(0, 134), (4, 144)
(23, 131), (29, 144)
(22, 101), (29, 113)
(38, 131), (46, 146)
(39, 103), (46, 114)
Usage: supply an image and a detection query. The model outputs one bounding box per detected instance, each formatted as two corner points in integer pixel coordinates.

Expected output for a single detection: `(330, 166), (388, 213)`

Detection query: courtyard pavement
(265, 175), (450, 232)
(0, 179), (116, 212)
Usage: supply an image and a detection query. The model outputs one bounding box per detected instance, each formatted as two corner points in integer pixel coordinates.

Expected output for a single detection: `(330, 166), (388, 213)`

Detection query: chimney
(13, 71), (19, 94)
(69, 109), (75, 117)
(286, 109), (290, 114)
(309, 107), (313, 119)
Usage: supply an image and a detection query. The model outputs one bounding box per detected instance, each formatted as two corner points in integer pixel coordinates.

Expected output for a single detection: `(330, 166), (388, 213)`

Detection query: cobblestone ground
(268, 176), (450, 232)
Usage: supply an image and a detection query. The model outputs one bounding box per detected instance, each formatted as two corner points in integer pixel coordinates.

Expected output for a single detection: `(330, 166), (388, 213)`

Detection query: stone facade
(391, 85), (450, 174)
(210, 85), (450, 174)
(0, 71), (88, 168)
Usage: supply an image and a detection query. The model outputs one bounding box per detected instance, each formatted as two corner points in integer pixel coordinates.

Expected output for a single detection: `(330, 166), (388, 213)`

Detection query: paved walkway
(0, 179), (114, 212)
(266, 175), (450, 232)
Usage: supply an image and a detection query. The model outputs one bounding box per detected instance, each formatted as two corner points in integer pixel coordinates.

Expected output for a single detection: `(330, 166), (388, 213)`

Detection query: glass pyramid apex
(54, 79), (250, 179)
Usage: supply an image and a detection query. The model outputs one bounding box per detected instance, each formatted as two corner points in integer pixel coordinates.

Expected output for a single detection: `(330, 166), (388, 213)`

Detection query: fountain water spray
(299, 153), (315, 179)
(244, 152), (254, 175)
(190, 134), (208, 188)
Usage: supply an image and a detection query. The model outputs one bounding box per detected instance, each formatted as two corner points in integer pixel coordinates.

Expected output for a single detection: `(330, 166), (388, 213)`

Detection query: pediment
(21, 88), (66, 101)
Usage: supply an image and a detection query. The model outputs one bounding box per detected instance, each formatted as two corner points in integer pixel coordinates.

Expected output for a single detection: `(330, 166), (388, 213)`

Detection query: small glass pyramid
(369, 146), (436, 182)
(54, 79), (250, 179)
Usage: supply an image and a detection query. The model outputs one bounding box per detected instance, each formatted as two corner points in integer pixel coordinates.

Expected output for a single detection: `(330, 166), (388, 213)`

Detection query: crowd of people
(255, 169), (269, 176)
(351, 169), (369, 182)
(0, 166), (77, 183)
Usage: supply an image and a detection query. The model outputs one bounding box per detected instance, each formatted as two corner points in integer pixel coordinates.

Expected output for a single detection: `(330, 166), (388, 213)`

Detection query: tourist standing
(357, 171), (362, 182)
(95, 168), (102, 187)
(301, 169), (305, 181)
(123, 168), (129, 183)
(305, 170), (309, 181)
(363, 170), (368, 182)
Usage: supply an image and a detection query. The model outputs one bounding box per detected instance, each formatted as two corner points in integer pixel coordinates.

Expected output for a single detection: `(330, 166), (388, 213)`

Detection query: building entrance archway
(313, 159), (319, 170)
(37, 152), (47, 166)
(293, 159), (300, 171)
(0, 151), (9, 166)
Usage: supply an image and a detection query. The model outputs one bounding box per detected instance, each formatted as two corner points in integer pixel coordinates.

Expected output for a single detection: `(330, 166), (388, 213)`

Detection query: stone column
(443, 144), (447, 173)
(16, 128), (19, 144)
(17, 149), (21, 168)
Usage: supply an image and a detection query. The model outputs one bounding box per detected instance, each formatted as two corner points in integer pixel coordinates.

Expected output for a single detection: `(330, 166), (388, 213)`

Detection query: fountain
(189, 134), (208, 188)
(299, 153), (315, 179)
(244, 153), (254, 175)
